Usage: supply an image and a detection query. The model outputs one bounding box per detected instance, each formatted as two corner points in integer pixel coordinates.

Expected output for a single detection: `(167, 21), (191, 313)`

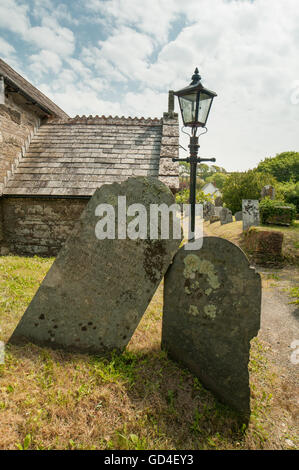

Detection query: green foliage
(275, 181), (299, 212)
(288, 287), (299, 305)
(259, 198), (296, 225)
(205, 172), (228, 190)
(175, 188), (213, 205)
(255, 151), (299, 182)
(197, 163), (227, 181)
(222, 171), (276, 214)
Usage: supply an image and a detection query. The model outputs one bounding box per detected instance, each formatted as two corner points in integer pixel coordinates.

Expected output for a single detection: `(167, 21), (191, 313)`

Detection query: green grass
(288, 286), (299, 305)
(0, 255), (298, 450)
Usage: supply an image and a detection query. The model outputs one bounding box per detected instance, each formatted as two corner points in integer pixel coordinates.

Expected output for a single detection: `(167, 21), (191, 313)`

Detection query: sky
(0, 0), (298, 172)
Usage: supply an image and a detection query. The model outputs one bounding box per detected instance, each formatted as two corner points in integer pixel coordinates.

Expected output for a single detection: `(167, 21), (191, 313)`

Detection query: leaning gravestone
(9, 177), (181, 355)
(242, 199), (260, 231)
(220, 207), (233, 225)
(162, 237), (261, 415)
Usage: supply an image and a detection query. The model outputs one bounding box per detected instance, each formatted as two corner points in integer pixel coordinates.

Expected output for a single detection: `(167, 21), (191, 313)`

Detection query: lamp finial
(191, 68), (201, 85)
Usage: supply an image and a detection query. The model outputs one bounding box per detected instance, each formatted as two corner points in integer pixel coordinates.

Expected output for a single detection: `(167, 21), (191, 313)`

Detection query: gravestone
(234, 211), (242, 221)
(261, 185), (275, 200)
(242, 199), (260, 231)
(162, 237), (261, 415)
(220, 207), (233, 225)
(9, 177), (181, 355)
(203, 202), (215, 221)
(214, 206), (223, 218)
(214, 196), (223, 207)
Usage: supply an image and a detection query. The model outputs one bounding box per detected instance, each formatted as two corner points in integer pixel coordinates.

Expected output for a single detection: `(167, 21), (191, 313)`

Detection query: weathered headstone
(220, 207), (233, 225)
(242, 200), (260, 231)
(9, 177), (181, 355)
(234, 211), (243, 221)
(214, 206), (223, 218)
(261, 185), (275, 200)
(162, 237), (261, 415)
(203, 202), (215, 221)
(214, 196), (223, 207)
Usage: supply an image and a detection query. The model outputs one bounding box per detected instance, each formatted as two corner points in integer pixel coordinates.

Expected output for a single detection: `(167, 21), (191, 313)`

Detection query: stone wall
(1, 197), (88, 256)
(0, 91), (43, 194)
(158, 91), (180, 193)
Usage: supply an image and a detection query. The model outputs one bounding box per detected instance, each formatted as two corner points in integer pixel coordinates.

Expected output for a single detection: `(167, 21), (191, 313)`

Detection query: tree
(205, 172), (228, 190)
(276, 180), (299, 212)
(255, 151), (299, 182)
(222, 171), (276, 214)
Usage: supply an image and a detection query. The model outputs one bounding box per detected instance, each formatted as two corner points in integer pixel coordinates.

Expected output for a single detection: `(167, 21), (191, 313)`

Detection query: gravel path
(257, 267), (299, 387)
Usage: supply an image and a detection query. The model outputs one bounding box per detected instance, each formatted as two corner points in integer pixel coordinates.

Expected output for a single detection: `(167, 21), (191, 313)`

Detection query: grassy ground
(0, 256), (298, 450)
(204, 220), (299, 265)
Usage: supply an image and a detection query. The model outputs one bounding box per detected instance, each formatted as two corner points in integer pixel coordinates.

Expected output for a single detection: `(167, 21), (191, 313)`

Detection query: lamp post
(172, 68), (217, 236)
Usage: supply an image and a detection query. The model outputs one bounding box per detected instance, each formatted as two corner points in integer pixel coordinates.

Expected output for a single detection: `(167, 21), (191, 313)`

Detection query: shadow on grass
(3, 342), (247, 450)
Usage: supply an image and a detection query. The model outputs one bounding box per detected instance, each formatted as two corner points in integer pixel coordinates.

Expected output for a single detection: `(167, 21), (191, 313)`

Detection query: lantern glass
(178, 92), (197, 126)
(178, 91), (214, 127)
(197, 91), (213, 126)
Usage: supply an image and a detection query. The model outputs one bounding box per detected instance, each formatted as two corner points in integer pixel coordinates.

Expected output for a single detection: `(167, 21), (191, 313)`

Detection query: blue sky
(0, 0), (298, 171)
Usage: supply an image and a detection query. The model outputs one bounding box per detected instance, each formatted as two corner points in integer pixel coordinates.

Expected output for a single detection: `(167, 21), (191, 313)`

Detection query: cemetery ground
(0, 250), (298, 451)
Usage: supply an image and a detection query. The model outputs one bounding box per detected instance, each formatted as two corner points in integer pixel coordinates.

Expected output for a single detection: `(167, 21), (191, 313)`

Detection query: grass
(0, 255), (298, 450)
(288, 287), (299, 305)
(204, 220), (299, 265)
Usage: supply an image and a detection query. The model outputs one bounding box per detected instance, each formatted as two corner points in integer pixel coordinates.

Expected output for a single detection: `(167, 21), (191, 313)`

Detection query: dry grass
(204, 220), (299, 265)
(0, 255), (298, 450)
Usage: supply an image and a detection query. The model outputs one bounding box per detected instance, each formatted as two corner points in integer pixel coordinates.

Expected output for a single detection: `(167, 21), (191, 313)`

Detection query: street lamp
(173, 68), (217, 237)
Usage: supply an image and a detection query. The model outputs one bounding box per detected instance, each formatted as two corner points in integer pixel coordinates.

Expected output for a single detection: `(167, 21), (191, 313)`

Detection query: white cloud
(0, 0), (298, 171)
(0, 36), (16, 58)
(39, 82), (123, 117)
(0, 0), (75, 59)
(97, 27), (154, 80)
(0, 0), (30, 35)
(28, 50), (63, 77)
(86, 0), (180, 44)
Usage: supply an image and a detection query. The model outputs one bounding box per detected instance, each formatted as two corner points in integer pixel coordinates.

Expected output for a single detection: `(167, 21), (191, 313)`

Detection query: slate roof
(0, 58), (69, 118)
(3, 115), (165, 197)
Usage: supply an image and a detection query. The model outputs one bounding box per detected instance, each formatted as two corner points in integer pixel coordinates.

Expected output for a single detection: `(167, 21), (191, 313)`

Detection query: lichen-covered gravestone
(242, 199), (260, 231)
(162, 237), (261, 415)
(9, 177), (181, 355)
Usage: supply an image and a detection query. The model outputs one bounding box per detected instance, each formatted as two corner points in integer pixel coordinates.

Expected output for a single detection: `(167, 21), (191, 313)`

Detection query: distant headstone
(242, 200), (260, 231)
(162, 237), (261, 415)
(9, 177), (181, 355)
(220, 207), (233, 225)
(214, 196), (223, 207)
(261, 185), (275, 200)
(234, 211), (243, 221)
(203, 202), (215, 221)
(214, 206), (223, 218)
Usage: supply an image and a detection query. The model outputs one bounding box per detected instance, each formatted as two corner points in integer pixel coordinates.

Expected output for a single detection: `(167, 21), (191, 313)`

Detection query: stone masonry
(1, 197), (87, 256)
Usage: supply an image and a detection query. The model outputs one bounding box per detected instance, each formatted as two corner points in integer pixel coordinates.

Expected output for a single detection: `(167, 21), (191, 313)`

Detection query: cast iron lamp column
(172, 68), (217, 236)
